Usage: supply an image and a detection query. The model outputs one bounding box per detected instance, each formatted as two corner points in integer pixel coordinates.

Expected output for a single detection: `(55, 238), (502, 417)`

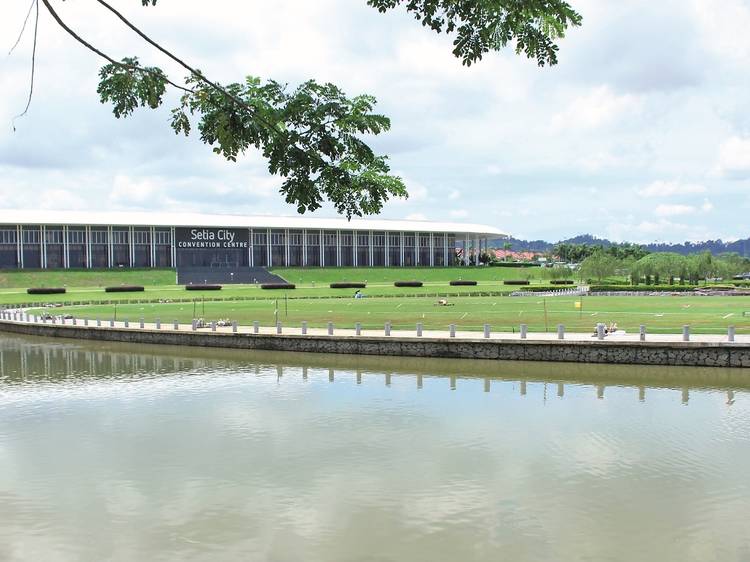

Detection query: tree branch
(39, 0), (192, 93)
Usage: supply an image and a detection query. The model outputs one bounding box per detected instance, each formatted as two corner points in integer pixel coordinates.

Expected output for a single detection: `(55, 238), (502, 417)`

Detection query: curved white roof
(2, 210), (507, 237)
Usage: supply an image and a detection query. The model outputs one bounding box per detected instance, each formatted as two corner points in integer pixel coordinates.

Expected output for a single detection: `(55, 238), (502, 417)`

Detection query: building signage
(175, 227), (249, 249)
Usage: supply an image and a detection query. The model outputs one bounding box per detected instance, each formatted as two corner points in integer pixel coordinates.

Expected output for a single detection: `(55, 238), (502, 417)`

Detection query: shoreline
(1, 315), (749, 368)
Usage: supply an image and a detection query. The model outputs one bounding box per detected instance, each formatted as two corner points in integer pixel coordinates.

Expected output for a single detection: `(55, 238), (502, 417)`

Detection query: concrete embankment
(1, 317), (749, 368)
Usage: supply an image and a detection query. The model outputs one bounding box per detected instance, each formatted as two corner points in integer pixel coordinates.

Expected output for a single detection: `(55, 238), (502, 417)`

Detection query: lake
(1, 334), (748, 561)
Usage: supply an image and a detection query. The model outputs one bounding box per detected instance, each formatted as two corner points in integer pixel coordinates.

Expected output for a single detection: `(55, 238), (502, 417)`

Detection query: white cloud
(449, 209), (468, 218)
(701, 199), (714, 212)
(447, 190), (461, 200)
(551, 85), (642, 132)
(637, 180), (707, 197)
(654, 204), (695, 217)
(715, 136), (750, 179)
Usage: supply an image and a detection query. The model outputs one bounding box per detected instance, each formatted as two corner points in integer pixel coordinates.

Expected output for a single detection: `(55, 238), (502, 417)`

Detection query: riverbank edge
(1, 320), (749, 368)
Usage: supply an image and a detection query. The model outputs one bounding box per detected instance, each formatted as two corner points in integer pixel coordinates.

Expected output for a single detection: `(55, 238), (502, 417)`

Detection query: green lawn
(26, 295), (750, 334)
(271, 266), (546, 284)
(0, 268), (176, 289)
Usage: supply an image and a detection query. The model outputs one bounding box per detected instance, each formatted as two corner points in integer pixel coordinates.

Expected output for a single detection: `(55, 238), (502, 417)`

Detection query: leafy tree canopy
(24, 0), (581, 217)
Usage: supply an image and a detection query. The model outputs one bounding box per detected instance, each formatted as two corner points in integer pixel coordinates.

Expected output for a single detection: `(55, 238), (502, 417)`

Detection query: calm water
(1, 335), (749, 562)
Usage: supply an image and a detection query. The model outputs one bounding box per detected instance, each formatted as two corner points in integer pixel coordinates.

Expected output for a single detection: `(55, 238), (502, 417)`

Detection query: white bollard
(211, 321), (216, 332)
(557, 324), (565, 340)
(449, 324), (456, 338)
(232, 321), (238, 333)
(156, 318), (161, 330)
(520, 324), (528, 339)
(385, 322), (391, 336)
(728, 325), (736, 342)
(139, 318), (144, 329)
(640, 325), (646, 341)
(84, 318), (88, 327)
(682, 325), (690, 342)
(72, 318), (77, 326)
(191, 319), (197, 331)
(253, 321), (259, 334)
(597, 323), (605, 340)
(173, 320), (179, 330)
(327, 322), (334, 335)
(301, 321), (307, 335)
(96, 319), (101, 327)
(483, 324), (490, 339)
(417, 323), (423, 337)
(355, 322), (361, 336)
(276, 322), (282, 334)
(124, 319), (129, 328)
(109, 319), (114, 327)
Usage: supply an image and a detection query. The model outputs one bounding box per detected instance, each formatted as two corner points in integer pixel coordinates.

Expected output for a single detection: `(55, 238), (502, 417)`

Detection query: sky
(1, 0), (749, 243)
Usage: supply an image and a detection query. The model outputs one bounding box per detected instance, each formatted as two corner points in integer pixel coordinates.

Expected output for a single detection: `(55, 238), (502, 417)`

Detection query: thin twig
(12, 0), (39, 129)
(8, 0), (37, 55)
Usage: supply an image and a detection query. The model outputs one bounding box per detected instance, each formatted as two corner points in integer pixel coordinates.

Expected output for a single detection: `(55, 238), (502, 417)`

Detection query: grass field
(269, 266), (546, 284)
(0, 268), (176, 289)
(25, 295), (750, 334)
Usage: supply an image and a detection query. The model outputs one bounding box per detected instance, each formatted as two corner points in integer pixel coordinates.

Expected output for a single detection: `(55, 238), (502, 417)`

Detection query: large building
(0, 211), (505, 274)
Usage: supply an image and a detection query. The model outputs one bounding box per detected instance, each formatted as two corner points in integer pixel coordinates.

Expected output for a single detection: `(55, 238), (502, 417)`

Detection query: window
(91, 230), (108, 245)
(0, 229), (16, 244)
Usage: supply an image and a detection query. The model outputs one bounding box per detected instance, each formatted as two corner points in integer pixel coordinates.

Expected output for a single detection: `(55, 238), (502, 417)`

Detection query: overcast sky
(2, 0), (749, 242)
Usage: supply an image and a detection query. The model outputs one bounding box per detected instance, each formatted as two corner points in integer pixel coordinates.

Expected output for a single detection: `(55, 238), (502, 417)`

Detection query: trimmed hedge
(261, 283), (296, 290)
(185, 284), (222, 291)
(104, 286), (145, 293)
(503, 280), (530, 285)
(488, 262), (540, 268)
(449, 280), (477, 286)
(591, 284), (700, 292)
(330, 282), (366, 289)
(550, 280), (574, 285)
(27, 287), (66, 295)
(394, 281), (423, 287)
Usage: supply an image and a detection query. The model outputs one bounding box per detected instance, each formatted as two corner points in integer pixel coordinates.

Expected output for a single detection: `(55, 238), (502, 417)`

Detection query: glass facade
(341, 231), (354, 267)
(252, 230), (268, 267)
(0, 223), (476, 270)
(0, 228), (18, 269)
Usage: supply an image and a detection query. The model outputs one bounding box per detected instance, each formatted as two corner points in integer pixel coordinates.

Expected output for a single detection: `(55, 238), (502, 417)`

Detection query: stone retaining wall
(1, 320), (749, 368)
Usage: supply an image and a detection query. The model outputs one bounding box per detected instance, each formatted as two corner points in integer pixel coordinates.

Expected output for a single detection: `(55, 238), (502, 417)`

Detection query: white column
(369, 230), (374, 267)
(170, 227), (176, 268)
(129, 226), (135, 267)
(285, 228), (290, 266)
(320, 229), (324, 267)
(85, 226), (91, 269)
(475, 237), (480, 266)
(429, 233), (434, 267)
(150, 226), (156, 268)
(108, 226), (113, 268)
(302, 229), (307, 266)
(41, 225), (47, 269)
(444, 234), (448, 267)
(63, 226), (69, 268)
(266, 228), (272, 266)
(336, 230), (341, 266)
(353, 231), (358, 267)
(400, 232), (405, 267)
(384, 231), (389, 267)
(16, 225), (22, 269)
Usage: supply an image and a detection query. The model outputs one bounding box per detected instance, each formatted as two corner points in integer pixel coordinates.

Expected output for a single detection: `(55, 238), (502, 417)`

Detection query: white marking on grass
(518, 311), (523, 316)
(655, 314), (664, 317)
(460, 312), (468, 319)
(723, 313), (734, 319)
(590, 312), (598, 316)
(493, 302), (497, 306)
(396, 303), (403, 309)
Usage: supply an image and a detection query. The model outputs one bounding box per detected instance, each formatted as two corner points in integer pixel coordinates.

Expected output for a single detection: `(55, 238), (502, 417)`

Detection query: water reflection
(1, 334), (749, 562)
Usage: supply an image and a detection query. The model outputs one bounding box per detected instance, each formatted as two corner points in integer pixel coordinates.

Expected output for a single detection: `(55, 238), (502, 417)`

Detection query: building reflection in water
(0, 336), (745, 407)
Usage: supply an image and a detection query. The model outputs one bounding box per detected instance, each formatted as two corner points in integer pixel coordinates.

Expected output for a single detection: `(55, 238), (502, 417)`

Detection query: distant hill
(490, 235), (750, 256)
